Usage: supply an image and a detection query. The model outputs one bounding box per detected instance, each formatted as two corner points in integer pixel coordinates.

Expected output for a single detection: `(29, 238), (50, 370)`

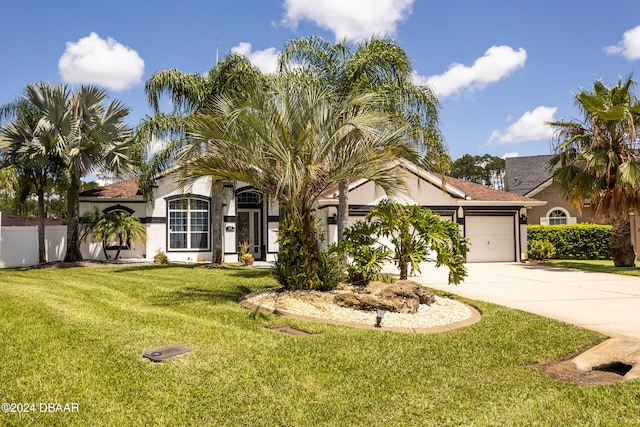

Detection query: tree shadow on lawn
(110, 264), (196, 273)
(151, 284), (254, 307)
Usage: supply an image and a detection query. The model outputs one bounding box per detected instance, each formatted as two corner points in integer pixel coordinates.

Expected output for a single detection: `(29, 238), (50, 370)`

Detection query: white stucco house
(78, 159), (545, 263)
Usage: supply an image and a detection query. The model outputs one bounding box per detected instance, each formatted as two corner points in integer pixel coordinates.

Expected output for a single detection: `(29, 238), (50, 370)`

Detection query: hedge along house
(79, 158), (545, 264)
(505, 154), (640, 260)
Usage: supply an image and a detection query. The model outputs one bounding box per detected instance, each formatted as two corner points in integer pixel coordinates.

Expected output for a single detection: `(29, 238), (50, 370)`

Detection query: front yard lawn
(0, 265), (638, 426)
(545, 260), (640, 277)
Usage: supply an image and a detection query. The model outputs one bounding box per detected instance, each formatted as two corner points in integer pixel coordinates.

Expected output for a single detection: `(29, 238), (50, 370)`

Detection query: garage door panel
(466, 215), (515, 262)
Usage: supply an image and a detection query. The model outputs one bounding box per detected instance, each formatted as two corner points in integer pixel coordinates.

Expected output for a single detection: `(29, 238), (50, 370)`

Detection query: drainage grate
(143, 346), (191, 362)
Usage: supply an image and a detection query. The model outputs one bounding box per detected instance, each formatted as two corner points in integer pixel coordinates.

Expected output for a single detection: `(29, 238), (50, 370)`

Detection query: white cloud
(414, 45), (527, 98)
(231, 42), (279, 73)
(58, 32), (144, 91)
(147, 136), (168, 158)
(487, 106), (557, 145)
(281, 0), (413, 42)
(605, 25), (640, 60)
(502, 152), (519, 158)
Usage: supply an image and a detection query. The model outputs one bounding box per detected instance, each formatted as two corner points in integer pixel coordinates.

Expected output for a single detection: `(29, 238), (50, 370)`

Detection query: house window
(547, 208), (568, 225)
(168, 197), (209, 250)
(237, 191), (261, 205)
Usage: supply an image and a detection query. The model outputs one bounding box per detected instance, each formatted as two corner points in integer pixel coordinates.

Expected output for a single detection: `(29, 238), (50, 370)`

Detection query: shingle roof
(439, 175), (542, 203)
(504, 155), (555, 196)
(79, 179), (141, 198)
(318, 159), (543, 204)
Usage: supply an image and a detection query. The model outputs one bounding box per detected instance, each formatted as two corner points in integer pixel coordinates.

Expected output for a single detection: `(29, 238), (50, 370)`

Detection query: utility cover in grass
(143, 346), (191, 362)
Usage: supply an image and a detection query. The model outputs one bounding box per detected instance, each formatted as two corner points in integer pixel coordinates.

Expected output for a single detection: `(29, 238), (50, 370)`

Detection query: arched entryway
(236, 188), (264, 260)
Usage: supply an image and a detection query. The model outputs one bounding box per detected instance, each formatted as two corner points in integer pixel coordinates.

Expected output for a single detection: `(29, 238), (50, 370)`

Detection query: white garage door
(465, 215), (516, 262)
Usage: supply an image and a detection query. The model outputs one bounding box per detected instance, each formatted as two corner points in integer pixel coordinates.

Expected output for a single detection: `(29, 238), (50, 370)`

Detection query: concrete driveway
(392, 262), (640, 340)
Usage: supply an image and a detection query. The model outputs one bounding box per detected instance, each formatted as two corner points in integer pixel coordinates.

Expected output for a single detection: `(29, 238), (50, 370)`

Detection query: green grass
(545, 259), (640, 277)
(0, 265), (638, 426)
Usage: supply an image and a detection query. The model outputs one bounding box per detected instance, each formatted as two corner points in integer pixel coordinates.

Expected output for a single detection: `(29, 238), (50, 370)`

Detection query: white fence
(0, 225), (67, 268)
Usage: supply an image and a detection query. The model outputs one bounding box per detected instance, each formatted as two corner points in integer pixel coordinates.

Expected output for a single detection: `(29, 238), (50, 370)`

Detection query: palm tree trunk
(36, 186), (46, 264)
(611, 218), (635, 267)
(337, 180), (348, 241)
(102, 240), (109, 260)
(64, 174), (83, 262)
(274, 207), (321, 289)
(399, 262), (408, 280)
(114, 235), (122, 261)
(211, 181), (223, 264)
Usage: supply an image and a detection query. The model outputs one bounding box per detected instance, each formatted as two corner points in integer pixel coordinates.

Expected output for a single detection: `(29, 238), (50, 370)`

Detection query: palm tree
(109, 212), (146, 260)
(278, 36), (447, 241)
(81, 208), (146, 260)
(0, 97), (61, 263)
(364, 200), (468, 283)
(140, 54), (264, 263)
(549, 76), (640, 267)
(24, 82), (135, 262)
(80, 207), (111, 259)
(181, 71), (413, 289)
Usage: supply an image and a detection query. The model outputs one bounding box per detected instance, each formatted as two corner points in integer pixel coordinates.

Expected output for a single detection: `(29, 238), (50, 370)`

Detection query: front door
(237, 209), (261, 259)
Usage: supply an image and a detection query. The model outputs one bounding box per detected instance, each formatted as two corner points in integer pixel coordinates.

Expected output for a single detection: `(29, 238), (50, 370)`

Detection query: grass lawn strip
(1, 265), (638, 426)
(545, 260), (640, 277)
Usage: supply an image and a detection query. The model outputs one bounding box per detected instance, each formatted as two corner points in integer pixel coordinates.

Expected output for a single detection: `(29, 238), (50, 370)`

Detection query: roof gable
(505, 155), (555, 196)
(318, 159), (544, 206)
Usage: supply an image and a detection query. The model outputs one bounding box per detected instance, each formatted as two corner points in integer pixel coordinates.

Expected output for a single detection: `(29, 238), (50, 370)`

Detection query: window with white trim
(547, 208), (568, 225)
(168, 197), (209, 250)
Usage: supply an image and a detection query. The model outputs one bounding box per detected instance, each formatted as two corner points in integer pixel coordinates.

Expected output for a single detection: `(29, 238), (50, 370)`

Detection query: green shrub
(316, 250), (345, 291)
(272, 212), (324, 290)
(153, 250), (169, 265)
(337, 200), (469, 284)
(527, 224), (611, 260)
(332, 221), (391, 285)
(528, 240), (557, 260)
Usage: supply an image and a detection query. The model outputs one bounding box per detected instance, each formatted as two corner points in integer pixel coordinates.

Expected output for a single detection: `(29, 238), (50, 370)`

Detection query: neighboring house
(79, 159), (545, 264)
(505, 155), (593, 225)
(505, 154), (640, 259)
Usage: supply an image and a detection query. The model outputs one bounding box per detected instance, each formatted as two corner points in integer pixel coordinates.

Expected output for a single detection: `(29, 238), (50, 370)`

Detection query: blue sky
(1, 0), (639, 162)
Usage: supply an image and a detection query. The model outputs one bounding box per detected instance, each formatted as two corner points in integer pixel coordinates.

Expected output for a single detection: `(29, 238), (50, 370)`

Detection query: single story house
(79, 159), (545, 263)
(505, 154), (640, 259)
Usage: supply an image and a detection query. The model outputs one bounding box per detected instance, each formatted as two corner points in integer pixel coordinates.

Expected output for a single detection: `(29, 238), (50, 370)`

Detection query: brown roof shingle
(80, 179), (141, 198)
(440, 175), (542, 203)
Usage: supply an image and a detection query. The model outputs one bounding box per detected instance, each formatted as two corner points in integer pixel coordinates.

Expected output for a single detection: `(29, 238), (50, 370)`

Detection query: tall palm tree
(25, 82), (134, 262)
(549, 76), (640, 267)
(278, 36), (447, 240)
(181, 71), (414, 289)
(140, 54), (264, 263)
(0, 97), (61, 263)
